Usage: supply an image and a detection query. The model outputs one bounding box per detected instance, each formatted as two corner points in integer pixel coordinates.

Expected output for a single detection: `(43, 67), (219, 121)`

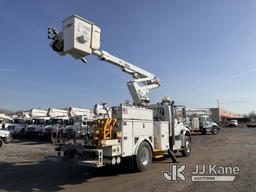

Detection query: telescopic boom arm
(48, 15), (160, 106)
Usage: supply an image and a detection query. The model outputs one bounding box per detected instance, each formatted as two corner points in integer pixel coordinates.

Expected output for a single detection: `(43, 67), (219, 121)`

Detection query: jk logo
(162, 163), (187, 182)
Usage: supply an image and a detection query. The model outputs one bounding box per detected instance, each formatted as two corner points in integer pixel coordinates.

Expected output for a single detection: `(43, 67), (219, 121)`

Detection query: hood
(27, 125), (44, 129)
(10, 124), (26, 129)
(44, 125), (58, 129)
(65, 125), (74, 130)
(0, 129), (11, 136)
(213, 122), (218, 127)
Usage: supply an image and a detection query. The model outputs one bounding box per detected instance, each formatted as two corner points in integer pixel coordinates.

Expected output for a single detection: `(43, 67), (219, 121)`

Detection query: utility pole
(216, 99), (220, 124)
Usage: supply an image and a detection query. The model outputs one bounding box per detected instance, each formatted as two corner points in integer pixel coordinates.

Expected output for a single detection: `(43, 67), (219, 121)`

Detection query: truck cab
(0, 117), (13, 130)
(148, 101), (191, 155)
(199, 115), (218, 134)
(0, 127), (12, 148)
(25, 117), (50, 137)
(43, 117), (69, 137)
(7, 118), (27, 137)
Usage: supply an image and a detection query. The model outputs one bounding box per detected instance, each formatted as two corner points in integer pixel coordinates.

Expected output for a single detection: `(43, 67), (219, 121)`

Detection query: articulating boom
(48, 15), (160, 106)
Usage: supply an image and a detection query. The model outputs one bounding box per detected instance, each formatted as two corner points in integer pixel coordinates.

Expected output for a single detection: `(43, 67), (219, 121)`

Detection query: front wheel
(212, 127), (218, 135)
(134, 141), (152, 172)
(181, 137), (191, 157)
(0, 138), (4, 148)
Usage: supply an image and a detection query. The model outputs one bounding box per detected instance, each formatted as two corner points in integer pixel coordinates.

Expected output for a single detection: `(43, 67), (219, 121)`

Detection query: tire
(181, 136), (191, 157)
(212, 127), (218, 135)
(134, 141), (152, 172)
(0, 138), (4, 148)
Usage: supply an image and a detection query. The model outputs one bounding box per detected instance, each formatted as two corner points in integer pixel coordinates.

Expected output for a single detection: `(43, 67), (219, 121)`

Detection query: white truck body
(57, 103), (191, 169)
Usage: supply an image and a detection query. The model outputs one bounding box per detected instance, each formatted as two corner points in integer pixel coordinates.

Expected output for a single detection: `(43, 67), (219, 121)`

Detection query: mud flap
(168, 150), (178, 163)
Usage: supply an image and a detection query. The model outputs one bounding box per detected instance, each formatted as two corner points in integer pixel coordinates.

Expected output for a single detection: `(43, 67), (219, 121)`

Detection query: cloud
(234, 68), (256, 78)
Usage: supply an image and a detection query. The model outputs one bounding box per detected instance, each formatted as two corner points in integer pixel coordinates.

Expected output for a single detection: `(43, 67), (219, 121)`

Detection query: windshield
(14, 119), (26, 124)
(206, 117), (212, 122)
(49, 119), (63, 125)
(67, 118), (74, 125)
(49, 118), (69, 125)
(32, 119), (45, 125)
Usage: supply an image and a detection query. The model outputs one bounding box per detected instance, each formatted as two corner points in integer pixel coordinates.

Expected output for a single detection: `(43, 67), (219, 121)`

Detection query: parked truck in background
(0, 113), (13, 130)
(7, 112), (30, 137)
(64, 107), (94, 138)
(0, 128), (12, 148)
(186, 109), (219, 135)
(0, 114), (13, 147)
(43, 108), (69, 138)
(25, 109), (50, 137)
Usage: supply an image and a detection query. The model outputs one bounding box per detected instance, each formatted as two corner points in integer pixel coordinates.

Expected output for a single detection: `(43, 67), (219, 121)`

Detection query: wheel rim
(213, 128), (217, 134)
(186, 140), (190, 153)
(140, 146), (150, 166)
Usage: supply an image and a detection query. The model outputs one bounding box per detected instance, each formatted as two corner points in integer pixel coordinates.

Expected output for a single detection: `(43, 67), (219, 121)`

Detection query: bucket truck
(186, 109), (219, 135)
(0, 114), (12, 147)
(43, 108), (69, 138)
(64, 107), (94, 138)
(0, 114), (13, 129)
(48, 15), (191, 171)
(0, 129), (12, 148)
(7, 112), (30, 137)
(25, 109), (50, 137)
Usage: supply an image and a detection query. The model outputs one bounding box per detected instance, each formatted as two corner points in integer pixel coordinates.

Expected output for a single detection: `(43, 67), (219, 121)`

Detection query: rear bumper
(57, 147), (104, 168)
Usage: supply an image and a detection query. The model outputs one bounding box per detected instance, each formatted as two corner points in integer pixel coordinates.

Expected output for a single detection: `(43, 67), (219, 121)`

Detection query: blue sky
(1, 0), (256, 114)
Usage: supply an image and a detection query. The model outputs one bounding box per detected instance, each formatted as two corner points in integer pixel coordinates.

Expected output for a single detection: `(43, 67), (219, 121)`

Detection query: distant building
(209, 108), (241, 124)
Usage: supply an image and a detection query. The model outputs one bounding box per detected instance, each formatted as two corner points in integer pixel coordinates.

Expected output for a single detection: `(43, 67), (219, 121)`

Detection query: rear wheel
(181, 137), (191, 157)
(134, 141), (152, 171)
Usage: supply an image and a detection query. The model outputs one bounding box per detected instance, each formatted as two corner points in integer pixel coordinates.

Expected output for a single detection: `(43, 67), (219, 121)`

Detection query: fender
(181, 127), (191, 147)
(133, 136), (154, 156)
